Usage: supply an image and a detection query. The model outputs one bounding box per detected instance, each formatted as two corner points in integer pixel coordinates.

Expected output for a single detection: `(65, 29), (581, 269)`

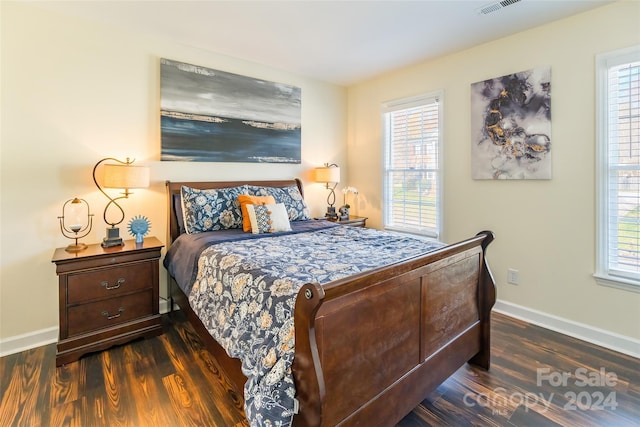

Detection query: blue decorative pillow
(247, 184), (311, 221)
(181, 185), (247, 233)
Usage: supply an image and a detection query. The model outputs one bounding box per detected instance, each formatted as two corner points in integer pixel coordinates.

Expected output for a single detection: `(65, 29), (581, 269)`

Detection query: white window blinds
(596, 46), (640, 290)
(383, 93), (442, 238)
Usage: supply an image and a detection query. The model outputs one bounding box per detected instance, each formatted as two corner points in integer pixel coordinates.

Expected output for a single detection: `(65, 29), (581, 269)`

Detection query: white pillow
(246, 203), (292, 234)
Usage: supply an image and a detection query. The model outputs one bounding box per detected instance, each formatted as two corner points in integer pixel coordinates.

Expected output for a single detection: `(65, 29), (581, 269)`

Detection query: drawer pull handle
(101, 307), (125, 320)
(101, 278), (125, 290)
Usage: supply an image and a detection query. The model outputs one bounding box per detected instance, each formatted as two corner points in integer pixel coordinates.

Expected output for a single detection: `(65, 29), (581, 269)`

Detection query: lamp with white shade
(93, 157), (149, 247)
(314, 163), (341, 220)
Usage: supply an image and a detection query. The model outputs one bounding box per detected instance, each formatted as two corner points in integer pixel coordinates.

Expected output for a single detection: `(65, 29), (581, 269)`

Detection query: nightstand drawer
(67, 290), (153, 336)
(67, 262), (153, 304)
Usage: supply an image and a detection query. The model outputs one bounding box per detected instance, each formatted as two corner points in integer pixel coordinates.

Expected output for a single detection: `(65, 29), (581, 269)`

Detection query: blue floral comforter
(167, 222), (443, 427)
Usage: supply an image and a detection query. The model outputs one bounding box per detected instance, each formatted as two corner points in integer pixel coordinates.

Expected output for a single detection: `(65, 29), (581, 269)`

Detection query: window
(595, 46), (640, 292)
(383, 92), (443, 238)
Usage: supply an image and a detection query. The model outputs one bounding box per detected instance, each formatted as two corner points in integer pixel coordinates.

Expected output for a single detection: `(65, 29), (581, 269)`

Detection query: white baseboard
(160, 297), (180, 314)
(494, 299), (640, 359)
(0, 326), (58, 358)
(160, 297), (171, 314)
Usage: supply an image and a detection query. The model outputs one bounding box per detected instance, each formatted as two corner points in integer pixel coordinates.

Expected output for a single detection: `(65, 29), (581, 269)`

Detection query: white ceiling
(30, 0), (614, 86)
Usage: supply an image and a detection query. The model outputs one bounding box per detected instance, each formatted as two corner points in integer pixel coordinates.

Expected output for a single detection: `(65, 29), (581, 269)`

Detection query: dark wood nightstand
(328, 215), (367, 227)
(52, 237), (164, 366)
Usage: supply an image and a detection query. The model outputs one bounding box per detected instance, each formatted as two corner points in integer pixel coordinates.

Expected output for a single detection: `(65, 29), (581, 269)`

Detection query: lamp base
(102, 227), (124, 247)
(65, 243), (88, 253)
(325, 206), (338, 220)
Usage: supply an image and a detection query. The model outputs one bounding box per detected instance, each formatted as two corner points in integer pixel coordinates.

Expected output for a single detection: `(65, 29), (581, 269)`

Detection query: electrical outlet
(507, 268), (520, 285)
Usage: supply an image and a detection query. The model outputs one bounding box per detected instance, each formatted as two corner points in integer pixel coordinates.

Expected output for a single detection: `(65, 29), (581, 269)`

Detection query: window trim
(594, 45), (640, 293)
(382, 91), (444, 240)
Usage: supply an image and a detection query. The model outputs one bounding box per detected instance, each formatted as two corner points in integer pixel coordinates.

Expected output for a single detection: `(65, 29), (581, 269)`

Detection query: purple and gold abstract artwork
(471, 67), (551, 179)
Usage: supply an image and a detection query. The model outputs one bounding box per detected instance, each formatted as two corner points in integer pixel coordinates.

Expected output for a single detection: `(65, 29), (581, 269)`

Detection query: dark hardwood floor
(1, 311), (638, 426)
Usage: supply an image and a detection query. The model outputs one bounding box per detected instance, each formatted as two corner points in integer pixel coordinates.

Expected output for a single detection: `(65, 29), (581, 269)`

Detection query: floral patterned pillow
(247, 184), (311, 221)
(181, 185), (247, 233)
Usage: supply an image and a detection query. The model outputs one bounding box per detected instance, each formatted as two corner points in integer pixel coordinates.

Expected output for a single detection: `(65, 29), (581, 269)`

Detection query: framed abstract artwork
(160, 58), (301, 163)
(471, 66), (551, 179)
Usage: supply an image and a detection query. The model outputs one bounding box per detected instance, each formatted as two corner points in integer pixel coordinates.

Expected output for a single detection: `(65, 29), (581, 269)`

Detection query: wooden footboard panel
(292, 231), (495, 426)
(316, 273), (422, 426)
(421, 248), (481, 360)
(340, 323), (482, 426)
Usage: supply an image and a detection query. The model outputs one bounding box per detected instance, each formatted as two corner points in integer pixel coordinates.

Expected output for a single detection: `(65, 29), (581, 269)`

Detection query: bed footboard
(292, 231), (495, 426)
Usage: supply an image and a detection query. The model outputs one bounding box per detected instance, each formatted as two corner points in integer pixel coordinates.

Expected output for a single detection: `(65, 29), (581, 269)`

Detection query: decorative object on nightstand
(58, 197), (93, 252)
(338, 205), (350, 220)
(339, 186), (359, 220)
(314, 163), (340, 220)
(93, 157), (150, 248)
(127, 215), (151, 244)
(51, 236), (164, 366)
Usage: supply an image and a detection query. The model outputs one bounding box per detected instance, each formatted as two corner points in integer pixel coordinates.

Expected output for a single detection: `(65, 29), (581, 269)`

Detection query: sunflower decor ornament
(127, 215), (151, 244)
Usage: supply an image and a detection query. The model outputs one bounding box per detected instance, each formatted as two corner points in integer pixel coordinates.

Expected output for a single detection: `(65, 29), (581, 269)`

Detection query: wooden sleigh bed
(165, 179), (496, 427)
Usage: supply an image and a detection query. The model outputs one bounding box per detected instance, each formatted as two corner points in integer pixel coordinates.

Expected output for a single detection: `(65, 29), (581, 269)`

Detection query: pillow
(181, 185), (247, 233)
(238, 194), (276, 232)
(246, 203), (292, 234)
(247, 184), (311, 221)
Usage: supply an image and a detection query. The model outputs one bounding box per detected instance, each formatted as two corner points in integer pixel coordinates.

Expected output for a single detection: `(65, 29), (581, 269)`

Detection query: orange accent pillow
(238, 194), (276, 232)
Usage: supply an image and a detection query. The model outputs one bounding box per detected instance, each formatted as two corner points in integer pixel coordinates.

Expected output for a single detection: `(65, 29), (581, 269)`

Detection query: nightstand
(328, 215), (367, 227)
(52, 237), (164, 366)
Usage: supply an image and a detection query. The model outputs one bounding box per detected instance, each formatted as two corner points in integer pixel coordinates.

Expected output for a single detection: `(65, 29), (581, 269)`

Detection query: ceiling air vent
(478, 0), (523, 15)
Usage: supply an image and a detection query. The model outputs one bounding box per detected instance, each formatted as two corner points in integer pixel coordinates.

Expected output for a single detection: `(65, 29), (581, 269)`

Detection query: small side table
(328, 215), (367, 227)
(52, 237), (164, 366)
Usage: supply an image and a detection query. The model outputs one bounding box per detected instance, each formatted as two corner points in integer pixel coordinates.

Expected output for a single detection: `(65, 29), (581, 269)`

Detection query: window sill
(593, 273), (640, 294)
(383, 226), (439, 240)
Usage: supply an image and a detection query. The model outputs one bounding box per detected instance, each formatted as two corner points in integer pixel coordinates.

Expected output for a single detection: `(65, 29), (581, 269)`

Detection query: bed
(164, 179), (496, 427)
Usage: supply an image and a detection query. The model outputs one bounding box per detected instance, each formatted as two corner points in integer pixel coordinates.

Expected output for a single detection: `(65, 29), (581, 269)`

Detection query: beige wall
(0, 2), (347, 339)
(347, 1), (640, 340)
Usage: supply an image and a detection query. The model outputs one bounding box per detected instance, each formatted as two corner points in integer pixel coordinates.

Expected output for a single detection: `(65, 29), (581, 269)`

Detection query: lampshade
(314, 165), (340, 184)
(103, 164), (150, 189)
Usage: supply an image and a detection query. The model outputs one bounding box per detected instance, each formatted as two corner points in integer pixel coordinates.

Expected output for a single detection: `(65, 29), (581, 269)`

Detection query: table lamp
(93, 157), (149, 247)
(314, 163), (340, 220)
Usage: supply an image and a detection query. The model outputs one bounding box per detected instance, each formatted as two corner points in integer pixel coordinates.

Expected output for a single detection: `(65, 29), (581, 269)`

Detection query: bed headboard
(165, 179), (304, 246)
